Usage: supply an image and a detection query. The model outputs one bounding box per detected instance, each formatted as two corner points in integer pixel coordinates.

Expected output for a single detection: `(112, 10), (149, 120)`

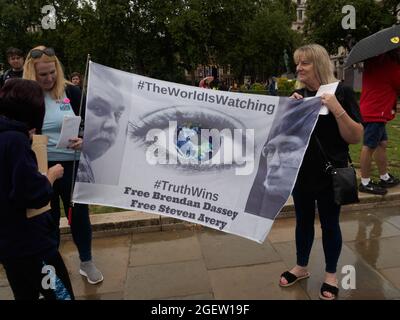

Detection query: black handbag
(315, 137), (359, 206)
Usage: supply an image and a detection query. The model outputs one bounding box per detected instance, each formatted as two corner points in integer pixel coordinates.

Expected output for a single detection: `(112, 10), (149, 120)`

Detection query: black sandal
(279, 271), (310, 287)
(319, 282), (339, 300)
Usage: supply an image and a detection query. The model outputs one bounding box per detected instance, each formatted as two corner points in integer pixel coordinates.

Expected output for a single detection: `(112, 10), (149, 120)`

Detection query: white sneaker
(79, 260), (104, 284)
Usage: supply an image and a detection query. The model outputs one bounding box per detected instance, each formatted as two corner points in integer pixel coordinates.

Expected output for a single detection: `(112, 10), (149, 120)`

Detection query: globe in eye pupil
(176, 126), (213, 162)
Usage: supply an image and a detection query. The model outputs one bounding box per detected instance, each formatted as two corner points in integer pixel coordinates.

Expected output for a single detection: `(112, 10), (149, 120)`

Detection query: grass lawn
(60, 203), (126, 217)
(89, 205), (126, 214)
(350, 115), (400, 179)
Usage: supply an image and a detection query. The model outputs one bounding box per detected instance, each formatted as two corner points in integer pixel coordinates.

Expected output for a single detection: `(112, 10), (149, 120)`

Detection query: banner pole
(68, 54), (91, 225)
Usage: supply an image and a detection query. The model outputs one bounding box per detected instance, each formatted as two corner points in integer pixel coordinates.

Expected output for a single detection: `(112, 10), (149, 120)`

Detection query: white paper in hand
(56, 115), (81, 149)
(316, 81), (339, 115)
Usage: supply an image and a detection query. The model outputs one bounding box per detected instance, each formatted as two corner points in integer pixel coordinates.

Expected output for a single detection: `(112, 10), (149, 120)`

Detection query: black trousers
(292, 186), (342, 273)
(48, 160), (92, 262)
(2, 251), (74, 300)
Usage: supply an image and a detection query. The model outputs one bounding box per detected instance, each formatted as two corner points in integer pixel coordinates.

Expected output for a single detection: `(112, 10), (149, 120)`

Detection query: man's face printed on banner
(78, 65), (133, 185)
(85, 95), (125, 161)
(262, 134), (304, 196)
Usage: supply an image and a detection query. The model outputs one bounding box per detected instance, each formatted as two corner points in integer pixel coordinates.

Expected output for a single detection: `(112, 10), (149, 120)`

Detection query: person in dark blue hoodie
(0, 78), (74, 300)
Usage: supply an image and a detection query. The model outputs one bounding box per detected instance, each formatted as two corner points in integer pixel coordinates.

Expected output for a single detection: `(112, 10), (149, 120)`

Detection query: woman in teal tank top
(23, 46), (104, 285)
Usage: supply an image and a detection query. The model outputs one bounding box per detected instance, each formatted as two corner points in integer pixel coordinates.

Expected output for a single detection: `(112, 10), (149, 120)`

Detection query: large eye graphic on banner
(128, 106), (254, 173)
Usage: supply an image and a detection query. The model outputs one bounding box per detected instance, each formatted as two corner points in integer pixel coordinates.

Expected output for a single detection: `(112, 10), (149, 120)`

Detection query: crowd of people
(197, 75), (278, 95)
(0, 41), (399, 301)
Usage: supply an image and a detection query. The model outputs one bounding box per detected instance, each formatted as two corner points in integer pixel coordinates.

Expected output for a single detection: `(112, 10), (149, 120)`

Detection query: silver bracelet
(335, 110), (346, 119)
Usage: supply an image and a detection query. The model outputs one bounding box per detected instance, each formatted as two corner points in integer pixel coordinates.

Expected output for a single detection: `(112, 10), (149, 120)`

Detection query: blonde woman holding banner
(279, 44), (363, 300)
(23, 46), (103, 284)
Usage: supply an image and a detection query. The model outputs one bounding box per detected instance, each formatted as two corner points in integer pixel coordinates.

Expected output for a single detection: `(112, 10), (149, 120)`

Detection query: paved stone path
(2, 204), (400, 300)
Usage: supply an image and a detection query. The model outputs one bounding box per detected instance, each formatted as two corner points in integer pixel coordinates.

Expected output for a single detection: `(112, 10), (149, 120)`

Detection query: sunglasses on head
(29, 47), (55, 59)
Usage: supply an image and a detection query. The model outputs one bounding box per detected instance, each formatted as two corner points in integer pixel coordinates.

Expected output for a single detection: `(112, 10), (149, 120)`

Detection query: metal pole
(68, 54), (91, 225)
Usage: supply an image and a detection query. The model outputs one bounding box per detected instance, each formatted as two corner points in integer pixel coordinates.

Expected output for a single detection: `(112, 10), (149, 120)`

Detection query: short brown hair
(70, 72), (81, 80)
(6, 47), (23, 58)
(0, 78), (45, 133)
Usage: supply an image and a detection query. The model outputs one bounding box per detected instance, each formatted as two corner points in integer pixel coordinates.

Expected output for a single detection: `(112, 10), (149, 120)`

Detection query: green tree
(382, 0), (400, 18)
(167, 0), (259, 84)
(220, 0), (299, 81)
(304, 0), (397, 53)
(0, 0), (87, 74)
(168, 3), (209, 84)
(0, 0), (46, 63)
(129, 0), (186, 81)
(0, 0), (303, 83)
(245, 5), (300, 80)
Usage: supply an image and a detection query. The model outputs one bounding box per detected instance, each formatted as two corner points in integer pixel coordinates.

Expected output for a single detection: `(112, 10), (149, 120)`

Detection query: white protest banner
(73, 62), (322, 243)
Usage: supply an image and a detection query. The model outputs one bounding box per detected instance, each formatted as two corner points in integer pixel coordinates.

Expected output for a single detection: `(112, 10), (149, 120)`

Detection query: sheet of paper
(56, 115), (81, 149)
(316, 81), (339, 115)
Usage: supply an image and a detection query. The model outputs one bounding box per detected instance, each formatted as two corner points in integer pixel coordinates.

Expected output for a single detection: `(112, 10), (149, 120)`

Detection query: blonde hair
(293, 44), (337, 89)
(23, 45), (68, 100)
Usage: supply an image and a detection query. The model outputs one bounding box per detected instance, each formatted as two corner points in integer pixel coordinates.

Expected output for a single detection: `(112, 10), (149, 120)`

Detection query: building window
(297, 9), (303, 22)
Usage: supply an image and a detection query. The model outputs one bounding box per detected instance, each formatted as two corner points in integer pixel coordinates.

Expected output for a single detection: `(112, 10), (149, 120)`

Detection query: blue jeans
(48, 161), (92, 262)
(292, 186), (342, 273)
